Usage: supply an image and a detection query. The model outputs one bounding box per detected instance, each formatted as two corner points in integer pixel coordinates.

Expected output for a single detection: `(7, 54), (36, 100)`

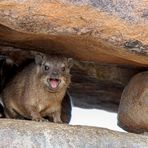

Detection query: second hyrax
(1, 55), (73, 123)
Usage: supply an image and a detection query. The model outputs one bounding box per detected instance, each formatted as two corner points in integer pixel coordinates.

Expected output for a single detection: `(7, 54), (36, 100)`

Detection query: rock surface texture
(0, 119), (148, 148)
(0, 0), (147, 66)
(0, 0), (148, 66)
(118, 71), (148, 134)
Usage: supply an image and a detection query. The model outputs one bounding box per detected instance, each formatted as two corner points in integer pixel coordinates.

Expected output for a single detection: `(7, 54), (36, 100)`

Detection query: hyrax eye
(44, 65), (49, 71)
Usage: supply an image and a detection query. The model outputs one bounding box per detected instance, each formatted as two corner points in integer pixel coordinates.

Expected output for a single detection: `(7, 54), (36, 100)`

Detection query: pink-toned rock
(118, 71), (148, 133)
(0, 0), (148, 67)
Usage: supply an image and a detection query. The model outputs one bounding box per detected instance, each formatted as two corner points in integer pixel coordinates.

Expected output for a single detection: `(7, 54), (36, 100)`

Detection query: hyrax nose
(52, 71), (58, 77)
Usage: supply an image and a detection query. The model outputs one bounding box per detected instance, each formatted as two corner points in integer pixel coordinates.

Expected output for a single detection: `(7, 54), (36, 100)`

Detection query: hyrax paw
(53, 112), (63, 123)
(33, 118), (48, 122)
(53, 118), (63, 124)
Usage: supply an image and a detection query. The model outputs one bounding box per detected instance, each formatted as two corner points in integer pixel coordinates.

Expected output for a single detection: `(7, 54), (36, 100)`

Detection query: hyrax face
(35, 55), (73, 92)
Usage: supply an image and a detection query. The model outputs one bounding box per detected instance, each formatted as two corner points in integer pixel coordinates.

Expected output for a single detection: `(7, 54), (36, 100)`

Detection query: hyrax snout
(1, 54), (73, 123)
(36, 55), (73, 92)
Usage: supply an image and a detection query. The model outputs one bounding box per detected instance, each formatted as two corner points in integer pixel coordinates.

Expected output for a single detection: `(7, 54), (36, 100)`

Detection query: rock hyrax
(1, 54), (73, 123)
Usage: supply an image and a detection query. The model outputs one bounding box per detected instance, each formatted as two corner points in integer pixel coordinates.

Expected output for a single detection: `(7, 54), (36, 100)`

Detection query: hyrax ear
(67, 58), (73, 68)
(35, 54), (44, 65)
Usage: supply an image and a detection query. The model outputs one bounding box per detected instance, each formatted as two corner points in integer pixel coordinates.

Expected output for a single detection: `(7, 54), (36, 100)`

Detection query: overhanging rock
(0, 119), (148, 147)
(0, 0), (148, 67)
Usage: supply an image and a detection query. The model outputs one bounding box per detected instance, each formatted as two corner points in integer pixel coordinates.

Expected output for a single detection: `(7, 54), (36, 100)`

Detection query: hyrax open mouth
(48, 78), (61, 89)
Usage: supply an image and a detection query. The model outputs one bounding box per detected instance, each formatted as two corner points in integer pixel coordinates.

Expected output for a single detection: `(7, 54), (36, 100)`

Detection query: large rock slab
(0, 119), (148, 147)
(118, 72), (148, 133)
(0, 0), (148, 67)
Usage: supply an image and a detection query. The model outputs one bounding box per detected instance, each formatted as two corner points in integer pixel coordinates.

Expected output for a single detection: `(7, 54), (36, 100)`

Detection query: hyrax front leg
(52, 111), (63, 123)
(4, 107), (18, 119)
(27, 106), (47, 122)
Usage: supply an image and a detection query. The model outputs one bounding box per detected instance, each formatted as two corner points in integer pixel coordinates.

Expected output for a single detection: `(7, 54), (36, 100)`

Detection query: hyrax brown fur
(1, 54), (73, 123)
